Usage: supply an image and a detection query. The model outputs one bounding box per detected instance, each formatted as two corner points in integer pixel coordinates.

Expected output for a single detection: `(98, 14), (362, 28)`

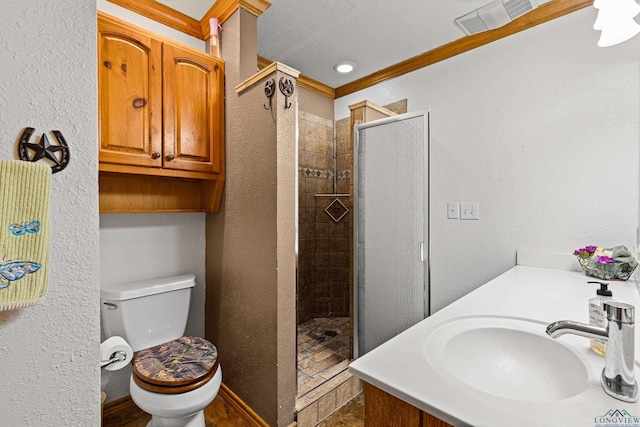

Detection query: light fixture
(334, 61), (356, 74)
(593, 0), (640, 47)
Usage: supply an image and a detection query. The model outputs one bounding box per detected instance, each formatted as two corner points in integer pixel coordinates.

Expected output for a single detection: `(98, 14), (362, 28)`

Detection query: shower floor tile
(297, 317), (350, 397)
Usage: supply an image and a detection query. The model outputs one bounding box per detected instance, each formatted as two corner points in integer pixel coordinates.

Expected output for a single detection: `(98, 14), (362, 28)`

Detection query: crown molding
(236, 61), (300, 95)
(239, 0), (272, 17)
(335, 0), (592, 98)
(107, 0), (205, 39)
(257, 55), (272, 69)
(258, 56), (335, 99)
(108, 0), (271, 41)
(297, 74), (336, 99)
(201, 0), (271, 35)
(348, 100), (396, 116)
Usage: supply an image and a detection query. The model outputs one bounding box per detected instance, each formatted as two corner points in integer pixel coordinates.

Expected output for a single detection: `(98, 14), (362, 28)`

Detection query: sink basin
(421, 316), (589, 402)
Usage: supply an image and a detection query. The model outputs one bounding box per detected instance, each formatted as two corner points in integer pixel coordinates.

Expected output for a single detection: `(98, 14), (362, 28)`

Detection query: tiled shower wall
(297, 101), (407, 326)
(335, 117), (351, 195)
(298, 111), (351, 324)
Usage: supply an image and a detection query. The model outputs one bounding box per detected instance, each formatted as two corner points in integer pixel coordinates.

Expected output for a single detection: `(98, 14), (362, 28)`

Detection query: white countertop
(349, 265), (640, 426)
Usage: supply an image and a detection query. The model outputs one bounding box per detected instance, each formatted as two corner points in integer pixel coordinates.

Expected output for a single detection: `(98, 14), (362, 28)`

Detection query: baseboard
(102, 395), (140, 424)
(218, 383), (270, 427)
(102, 383), (269, 426)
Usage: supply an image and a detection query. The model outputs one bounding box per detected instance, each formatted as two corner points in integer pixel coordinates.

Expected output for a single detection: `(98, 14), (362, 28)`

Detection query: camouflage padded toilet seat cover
(133, 336), (218, 387)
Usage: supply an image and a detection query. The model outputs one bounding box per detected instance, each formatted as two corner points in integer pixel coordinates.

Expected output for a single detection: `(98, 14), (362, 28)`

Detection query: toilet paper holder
(100, 350), (128, 369)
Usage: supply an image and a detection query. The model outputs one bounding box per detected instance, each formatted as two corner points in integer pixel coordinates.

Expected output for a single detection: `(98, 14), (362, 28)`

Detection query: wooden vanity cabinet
(97, 13), (225, 213)
(363, 382), (453, 427)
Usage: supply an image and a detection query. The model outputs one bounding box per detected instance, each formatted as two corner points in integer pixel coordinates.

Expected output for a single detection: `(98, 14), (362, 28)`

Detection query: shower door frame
(352, 109), (431, 358)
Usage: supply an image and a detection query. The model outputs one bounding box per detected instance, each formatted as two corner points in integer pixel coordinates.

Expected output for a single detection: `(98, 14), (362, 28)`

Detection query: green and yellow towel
(0, 160), (50, 310)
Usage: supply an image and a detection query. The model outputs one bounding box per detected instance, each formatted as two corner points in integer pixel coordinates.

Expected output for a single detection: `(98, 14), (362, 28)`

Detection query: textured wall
(298, 87), (334, 121)
(336, 7), (640, 312)
(0, 1), (100, 425)
(206, 10), (297, 427)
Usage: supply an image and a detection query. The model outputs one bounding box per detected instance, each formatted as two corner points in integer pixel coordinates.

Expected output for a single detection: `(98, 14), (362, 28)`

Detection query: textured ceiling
(157, 0), (518, 88)
(257, 0), (496, 88)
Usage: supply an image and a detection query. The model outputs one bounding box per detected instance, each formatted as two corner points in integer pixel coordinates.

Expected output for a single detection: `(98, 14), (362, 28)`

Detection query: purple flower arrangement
(573, 246), (598, 259)
(573, 245), (638, 280)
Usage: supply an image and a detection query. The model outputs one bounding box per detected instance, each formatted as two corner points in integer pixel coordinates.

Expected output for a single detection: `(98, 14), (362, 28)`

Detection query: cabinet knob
(151, 152), (161, 159)
(166, 154), (175, 161)
(132, 98), (147, 109)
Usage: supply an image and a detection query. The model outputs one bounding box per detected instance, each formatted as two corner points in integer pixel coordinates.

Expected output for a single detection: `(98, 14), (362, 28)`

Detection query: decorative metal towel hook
(263, 79), (276, 110)
(279, 77), (294, 110)
(17, 127), (70, 173)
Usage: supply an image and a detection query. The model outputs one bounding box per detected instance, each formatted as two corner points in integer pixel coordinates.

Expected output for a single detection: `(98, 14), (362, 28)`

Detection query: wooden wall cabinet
(97, 13), (225, 213)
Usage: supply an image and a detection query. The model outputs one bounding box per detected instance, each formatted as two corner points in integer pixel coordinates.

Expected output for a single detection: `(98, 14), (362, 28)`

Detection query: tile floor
(103, 394), (251, 427)
(297, 317), (350, 397)
(316, 392), (363, 427)
(295, 371), (362, 427)
(103, 391), (364, 427)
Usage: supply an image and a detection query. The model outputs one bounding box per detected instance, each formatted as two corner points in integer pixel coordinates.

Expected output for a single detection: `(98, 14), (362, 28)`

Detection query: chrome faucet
(546, 300), (638, 402)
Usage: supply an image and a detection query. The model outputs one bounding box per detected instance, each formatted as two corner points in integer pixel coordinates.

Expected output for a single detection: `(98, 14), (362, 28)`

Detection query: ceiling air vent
(503, 0), (534, 20)
(455, 0), (551, 36)
(455, 11), (489, 36)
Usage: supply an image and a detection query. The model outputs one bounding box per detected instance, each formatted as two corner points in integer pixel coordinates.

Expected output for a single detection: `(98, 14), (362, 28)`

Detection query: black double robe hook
(279, 78), (294, 110)
(263, 79), (276, 110)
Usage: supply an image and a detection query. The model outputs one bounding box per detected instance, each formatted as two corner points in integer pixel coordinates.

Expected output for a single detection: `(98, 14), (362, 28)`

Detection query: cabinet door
(98, 18), (163, 168)
(162, 44), (224, 174)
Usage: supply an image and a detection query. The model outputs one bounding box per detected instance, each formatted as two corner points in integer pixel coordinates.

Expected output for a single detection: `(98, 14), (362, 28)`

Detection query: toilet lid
(132, 336), (218, 393)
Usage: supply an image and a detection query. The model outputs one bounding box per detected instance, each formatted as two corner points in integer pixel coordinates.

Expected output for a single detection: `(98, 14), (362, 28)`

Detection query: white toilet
(101, 274), (221, 427)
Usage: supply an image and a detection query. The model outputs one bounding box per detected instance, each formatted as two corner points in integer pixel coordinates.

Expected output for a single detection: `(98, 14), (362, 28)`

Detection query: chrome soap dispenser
(589, 281), (612, 356)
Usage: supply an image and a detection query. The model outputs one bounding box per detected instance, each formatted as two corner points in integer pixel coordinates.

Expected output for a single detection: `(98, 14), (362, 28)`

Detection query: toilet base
(131, 365), (222, 427)
(146, 410), (204, 427)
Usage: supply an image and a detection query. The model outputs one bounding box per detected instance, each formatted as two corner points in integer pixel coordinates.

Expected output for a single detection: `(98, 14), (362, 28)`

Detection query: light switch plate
(447, 202), (459, 219)
(461, 202), (479, 220)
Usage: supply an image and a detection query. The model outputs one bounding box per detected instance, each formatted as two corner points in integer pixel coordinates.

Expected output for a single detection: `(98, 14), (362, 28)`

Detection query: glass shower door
(354, 110), (429, 357)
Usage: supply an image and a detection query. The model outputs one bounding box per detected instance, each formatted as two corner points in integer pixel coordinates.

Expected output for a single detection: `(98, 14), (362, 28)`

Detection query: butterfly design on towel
(0, 261), (41, 289)
(8, 220), (41, 236)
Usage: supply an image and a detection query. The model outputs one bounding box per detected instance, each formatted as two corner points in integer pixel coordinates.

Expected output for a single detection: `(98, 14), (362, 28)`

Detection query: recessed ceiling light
(334, 61), (356, 74)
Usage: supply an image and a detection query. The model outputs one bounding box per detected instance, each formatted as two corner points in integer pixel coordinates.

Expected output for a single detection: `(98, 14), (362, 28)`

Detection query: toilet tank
(101, 274), (195, 352)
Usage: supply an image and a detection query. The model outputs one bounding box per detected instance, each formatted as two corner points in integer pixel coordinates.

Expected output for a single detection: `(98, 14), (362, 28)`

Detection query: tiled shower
(297, 114), (351, 323)
(297, 111), (353, 397)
